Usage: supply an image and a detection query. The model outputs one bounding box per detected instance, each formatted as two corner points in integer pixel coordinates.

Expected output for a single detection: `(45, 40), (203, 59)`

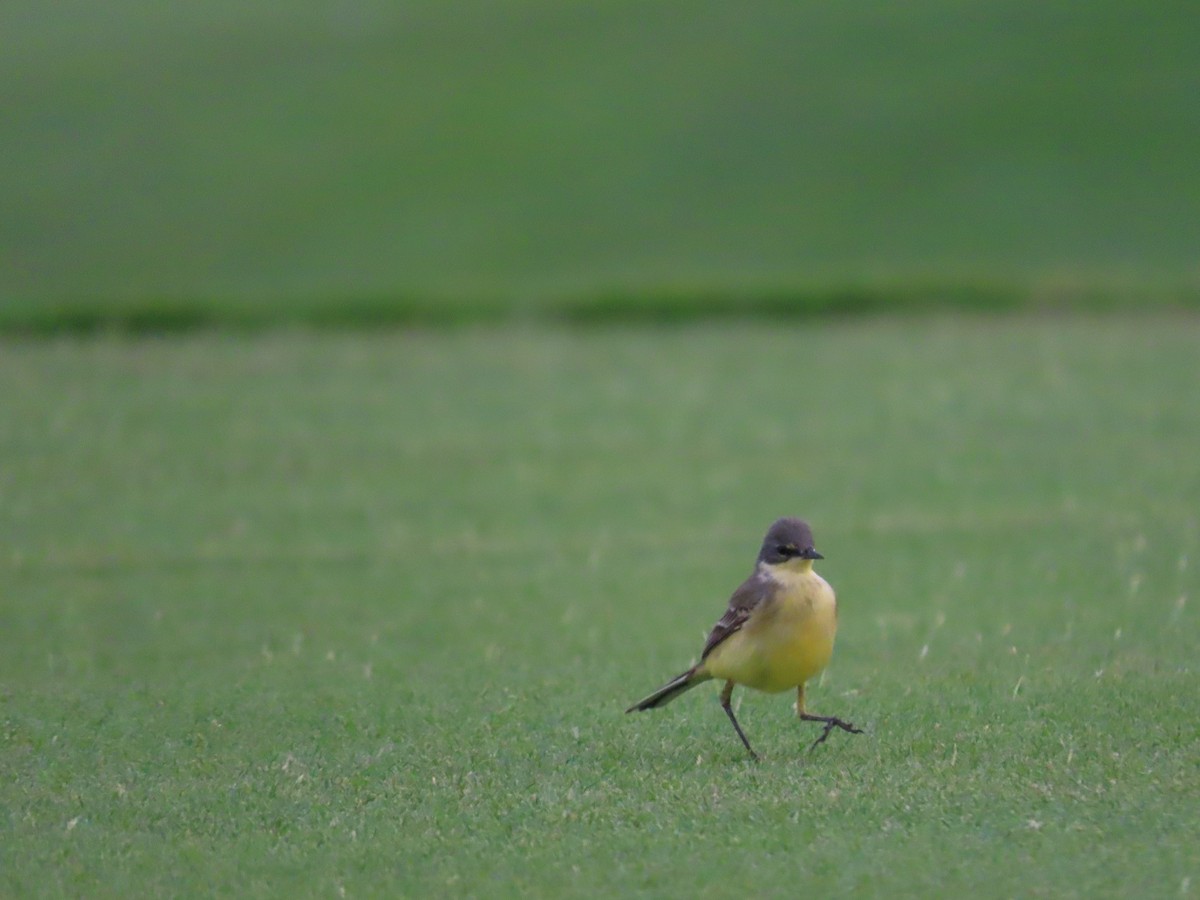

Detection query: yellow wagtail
(626, 517), (861, 760)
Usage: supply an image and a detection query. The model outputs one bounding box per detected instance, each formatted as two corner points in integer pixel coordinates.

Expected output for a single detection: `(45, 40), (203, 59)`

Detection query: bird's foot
(801, 713), (863, 752)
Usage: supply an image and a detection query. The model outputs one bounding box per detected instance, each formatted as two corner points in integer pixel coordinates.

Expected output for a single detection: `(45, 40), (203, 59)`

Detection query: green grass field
(2, 314), (1197, 896)
(4, 1), (1200, 312)
(5, 4), (1200, 892)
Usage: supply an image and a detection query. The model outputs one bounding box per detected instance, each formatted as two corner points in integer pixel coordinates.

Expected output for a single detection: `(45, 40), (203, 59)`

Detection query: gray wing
(700, 571), (779, 660)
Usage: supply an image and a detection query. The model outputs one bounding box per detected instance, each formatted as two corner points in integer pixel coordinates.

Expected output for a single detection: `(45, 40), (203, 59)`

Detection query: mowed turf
(5, 1), (1200, 305)
(1, 314), (1198, 896)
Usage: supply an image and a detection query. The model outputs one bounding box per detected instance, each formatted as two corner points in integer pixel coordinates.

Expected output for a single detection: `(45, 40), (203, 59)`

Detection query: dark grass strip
(2, 281), (1197, 336)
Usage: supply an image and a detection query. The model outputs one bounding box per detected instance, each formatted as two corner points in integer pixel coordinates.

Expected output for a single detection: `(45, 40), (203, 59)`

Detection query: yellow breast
(703, 564), (838, 693)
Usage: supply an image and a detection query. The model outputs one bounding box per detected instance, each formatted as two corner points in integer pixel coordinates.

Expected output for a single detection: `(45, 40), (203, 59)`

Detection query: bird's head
(758, 517), (823, 567)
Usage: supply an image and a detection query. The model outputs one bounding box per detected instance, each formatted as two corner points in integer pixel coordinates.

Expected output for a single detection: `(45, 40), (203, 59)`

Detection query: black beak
(803, 547), (824, 560)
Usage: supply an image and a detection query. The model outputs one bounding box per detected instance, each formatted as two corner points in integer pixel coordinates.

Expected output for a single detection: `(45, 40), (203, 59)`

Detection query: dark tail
(625, 666), (711, 712)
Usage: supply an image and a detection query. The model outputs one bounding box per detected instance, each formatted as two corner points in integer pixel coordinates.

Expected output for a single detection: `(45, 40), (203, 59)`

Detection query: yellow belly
(703, 574), (837, 693)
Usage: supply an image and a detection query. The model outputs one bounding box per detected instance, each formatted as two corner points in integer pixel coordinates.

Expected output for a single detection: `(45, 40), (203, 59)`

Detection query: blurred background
(3, 0), (1198, 318)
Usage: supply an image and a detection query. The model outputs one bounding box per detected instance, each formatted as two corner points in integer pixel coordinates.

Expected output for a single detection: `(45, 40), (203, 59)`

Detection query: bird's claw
(805, 715), (863, 752)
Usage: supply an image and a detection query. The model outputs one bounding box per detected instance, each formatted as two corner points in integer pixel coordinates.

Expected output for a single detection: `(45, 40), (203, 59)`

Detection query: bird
(626, 517), (861, 760)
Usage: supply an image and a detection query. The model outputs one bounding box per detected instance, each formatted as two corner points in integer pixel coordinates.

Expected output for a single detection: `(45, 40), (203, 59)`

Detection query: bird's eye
(777, 544), (797, 557)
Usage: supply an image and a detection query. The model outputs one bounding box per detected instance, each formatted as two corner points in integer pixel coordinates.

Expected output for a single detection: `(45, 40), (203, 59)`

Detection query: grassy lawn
(2, 313), (1197, 895)
(5, 1), (1199, 306)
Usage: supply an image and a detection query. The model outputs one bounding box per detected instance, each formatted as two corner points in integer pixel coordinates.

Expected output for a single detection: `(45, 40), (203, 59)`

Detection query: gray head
(757, 517), (823, 565)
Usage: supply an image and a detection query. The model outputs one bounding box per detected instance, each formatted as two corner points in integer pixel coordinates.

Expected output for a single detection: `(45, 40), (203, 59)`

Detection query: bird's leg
(797, 683), (863, 751)
(720, 681), (758, 761)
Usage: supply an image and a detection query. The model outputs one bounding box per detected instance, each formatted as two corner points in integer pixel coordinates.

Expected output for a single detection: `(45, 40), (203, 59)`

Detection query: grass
(5, 1), (1200, 307)
(2, 279), (1199, 336)
(2, 313), (1198, 896)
